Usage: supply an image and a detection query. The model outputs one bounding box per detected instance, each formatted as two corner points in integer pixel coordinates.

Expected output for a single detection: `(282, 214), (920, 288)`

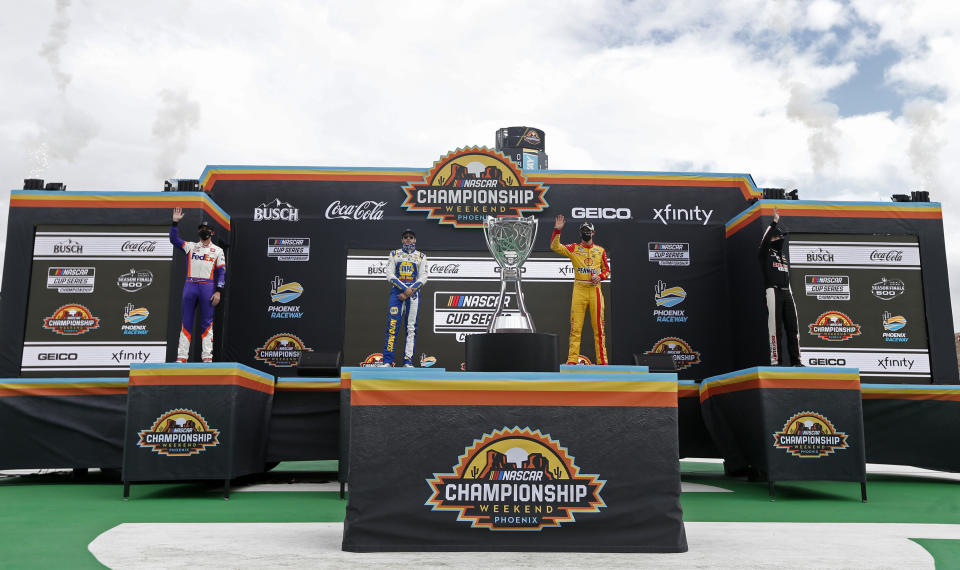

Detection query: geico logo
(808, 358), (846, 366)
(571, 207), (631, 219)
(38, 353), (78, 360)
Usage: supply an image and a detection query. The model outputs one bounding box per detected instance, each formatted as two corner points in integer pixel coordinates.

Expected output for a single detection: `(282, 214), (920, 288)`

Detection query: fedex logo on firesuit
(191, 251), (216, 263)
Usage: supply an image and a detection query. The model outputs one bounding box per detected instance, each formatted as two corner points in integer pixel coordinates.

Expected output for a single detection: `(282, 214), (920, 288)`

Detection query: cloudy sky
(1, 0), (958, 325)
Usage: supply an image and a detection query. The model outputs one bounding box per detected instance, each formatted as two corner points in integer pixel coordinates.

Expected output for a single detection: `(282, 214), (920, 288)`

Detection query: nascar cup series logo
(46, 267), (95, 293)
(42, 304), (100, 335)
(644, 337), (701, 370)
(425, 427), (605, 530)
(808, 311), (862, 341)
(137, 409), (220, 456)
(653, 280), (687, 323)
(402, 147), (549, 228)
(255, 333), (313, 367)
(773, 411), (849, 458)
(268, 276), (303, 319)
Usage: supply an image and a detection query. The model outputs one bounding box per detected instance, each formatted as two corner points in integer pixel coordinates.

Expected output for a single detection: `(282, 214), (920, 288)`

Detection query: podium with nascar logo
(700, 367), (867, 499)
(121, 363), (274, 499)
(342, 368), (687, 553)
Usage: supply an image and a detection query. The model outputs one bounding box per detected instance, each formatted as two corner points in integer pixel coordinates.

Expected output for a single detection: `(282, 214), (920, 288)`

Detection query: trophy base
(490, 312), (534, 333)
(465, 333), (559, 372)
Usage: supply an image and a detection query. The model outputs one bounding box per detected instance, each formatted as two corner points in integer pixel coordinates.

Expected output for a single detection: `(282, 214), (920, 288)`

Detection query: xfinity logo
(111, 349), (151, 363)
(325, 200), (386, 221)
(652, 204), (713, 226)
(877, 356), (914, 370)
(571, 207), (631, 220)
(255, 198), (299, 222)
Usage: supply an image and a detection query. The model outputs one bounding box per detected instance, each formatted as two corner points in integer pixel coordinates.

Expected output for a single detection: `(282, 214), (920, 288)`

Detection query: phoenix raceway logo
(137, 409), (220, 456)
(571, 207), (631, 220)
(653, 281), (687, 323)
(421, 353), (438, 368)
(425, 427), (605, 531)
(645, 337), (701, 370)
(122, 303), (149, 335)
(882, 311), (908, 343)
(267, 237), (310, 262)
(648, 242), (690, 266)
(116, 268), (154, 292)
(47, 267), (95, 293)
(254, 198), (299, 222)
(808, 311), (862, 342)
(255, 333), (313, 367)
(268, 276), (303, 319)
(773, 411), (849, 458)
(652, 204), (714, 225)
(872, 277), (905, 300)
(804, 275), (850, 301)
(43, 304), (100, 335)
(53, 239), (83, 255)
(325, 200), (386, 221)
(401, 147), (549, 228)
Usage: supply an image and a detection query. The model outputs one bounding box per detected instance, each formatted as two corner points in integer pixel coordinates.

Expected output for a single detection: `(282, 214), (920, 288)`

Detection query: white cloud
(2, 0), (960, 346)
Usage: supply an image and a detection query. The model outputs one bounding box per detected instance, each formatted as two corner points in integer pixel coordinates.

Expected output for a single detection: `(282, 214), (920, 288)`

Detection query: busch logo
(121, 240), (158, 252)
(254, 198), (299, 222)
(806, 248), (835, 262)
(870, 250), (904, 262)
(53, 239), (83, 254)
(325, 200), (386, 221)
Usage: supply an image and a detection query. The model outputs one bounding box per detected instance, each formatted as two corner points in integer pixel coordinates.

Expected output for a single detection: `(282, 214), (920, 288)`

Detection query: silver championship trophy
(483, 215), (538, 332)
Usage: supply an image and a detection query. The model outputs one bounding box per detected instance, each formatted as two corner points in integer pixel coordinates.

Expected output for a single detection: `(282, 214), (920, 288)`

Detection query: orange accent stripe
(11, 197), (230, 230)
(181, 326), (192, 342)
(129, 374), (273, 394)
(275, 386), (341, 392)
(204, 172), (419, 188)
(352, 389), (676, 407)
(726, 206), (941, 237)
(701, 378), (861, 401)
(526, 175), (754, 199)
(0, 386), (127, 397)
(863, 392), (960, 402)
(595, 288), (606, 365)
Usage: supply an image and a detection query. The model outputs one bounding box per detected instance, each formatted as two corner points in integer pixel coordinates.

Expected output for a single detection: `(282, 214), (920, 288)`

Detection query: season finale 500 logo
(425, 427), (605, 530)
(402, 147), (549, 228)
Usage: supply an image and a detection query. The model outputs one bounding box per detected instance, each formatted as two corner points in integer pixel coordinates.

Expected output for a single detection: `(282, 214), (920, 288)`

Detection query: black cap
(579, 221), (595, 232)
(401, 228), (416, 238)
(198, 220), (214, 230)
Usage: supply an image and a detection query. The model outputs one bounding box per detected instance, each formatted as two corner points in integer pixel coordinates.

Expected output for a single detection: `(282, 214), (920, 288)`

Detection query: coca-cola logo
(870, 250), (904, 262)
(121, 240), (158, 252)
(429, 263), (461, 274)
(325, 200), (386, 221)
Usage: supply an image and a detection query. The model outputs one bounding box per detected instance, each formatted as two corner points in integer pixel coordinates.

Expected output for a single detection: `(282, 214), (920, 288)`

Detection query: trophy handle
(514, 267), (535, 332)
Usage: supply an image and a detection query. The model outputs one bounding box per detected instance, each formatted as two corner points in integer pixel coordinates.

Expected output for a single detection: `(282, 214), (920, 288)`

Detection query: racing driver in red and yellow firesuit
(550, 214), (610, 365)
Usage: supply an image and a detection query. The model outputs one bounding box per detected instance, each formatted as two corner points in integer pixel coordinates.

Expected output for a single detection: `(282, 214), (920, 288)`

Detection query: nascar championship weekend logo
(402, 147), (549, 228)
(137, 409), (220, 456)
(425, 427), (605, 530)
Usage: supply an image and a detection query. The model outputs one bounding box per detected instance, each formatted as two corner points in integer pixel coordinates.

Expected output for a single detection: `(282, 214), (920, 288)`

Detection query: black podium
(121, 363), (274, 499)
(465, 333), (558, 372)
(700, 366), (867, 500)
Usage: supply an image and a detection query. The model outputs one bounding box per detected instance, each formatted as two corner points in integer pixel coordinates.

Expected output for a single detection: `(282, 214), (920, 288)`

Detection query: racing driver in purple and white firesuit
(170, 207), (225, 363)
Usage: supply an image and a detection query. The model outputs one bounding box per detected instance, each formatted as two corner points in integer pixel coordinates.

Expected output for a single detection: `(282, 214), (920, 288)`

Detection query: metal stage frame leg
(224, 479), (231, 500)
(122, 482), (130, 500)
(861, 481), (868, 502)
(340, 481), (345, 500)
(768, 481), (776, 501)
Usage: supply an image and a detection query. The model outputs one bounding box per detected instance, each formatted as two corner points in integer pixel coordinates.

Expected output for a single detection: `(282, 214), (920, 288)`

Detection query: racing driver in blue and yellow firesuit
(381, 228), (428, 367)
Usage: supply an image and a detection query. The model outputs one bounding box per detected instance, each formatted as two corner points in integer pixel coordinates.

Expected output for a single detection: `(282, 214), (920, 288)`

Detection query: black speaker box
(633, 353), (678, 373)
(296, 350), (342, 377)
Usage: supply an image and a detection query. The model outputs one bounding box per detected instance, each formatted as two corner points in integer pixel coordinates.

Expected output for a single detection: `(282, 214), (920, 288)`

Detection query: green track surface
(1, 461), (958, 568)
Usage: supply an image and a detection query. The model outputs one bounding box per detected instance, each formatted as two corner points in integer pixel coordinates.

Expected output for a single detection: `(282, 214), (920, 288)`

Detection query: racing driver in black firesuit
(759, 207), (802, 366)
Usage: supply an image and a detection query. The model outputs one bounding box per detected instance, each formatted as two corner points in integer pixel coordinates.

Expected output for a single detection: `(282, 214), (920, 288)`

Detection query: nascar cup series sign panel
(21, 226), (174, 376)
(789, 233), (931, 382)
(343, 250), (610, 369)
